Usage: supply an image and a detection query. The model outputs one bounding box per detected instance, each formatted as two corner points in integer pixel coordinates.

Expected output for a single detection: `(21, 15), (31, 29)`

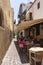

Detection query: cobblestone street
(1, 38), (30, 65)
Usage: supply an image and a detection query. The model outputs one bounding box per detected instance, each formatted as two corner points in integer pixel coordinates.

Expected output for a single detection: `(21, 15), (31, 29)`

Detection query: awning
(16, 18), (43, 32)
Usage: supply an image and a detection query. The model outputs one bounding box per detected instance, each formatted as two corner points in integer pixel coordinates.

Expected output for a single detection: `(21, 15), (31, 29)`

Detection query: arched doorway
(0, 8), (4, 27)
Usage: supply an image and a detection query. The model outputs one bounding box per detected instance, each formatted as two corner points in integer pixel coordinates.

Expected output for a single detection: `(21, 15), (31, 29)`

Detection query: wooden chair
(26, 43), (32, 59)
(31, 51), (43, 65)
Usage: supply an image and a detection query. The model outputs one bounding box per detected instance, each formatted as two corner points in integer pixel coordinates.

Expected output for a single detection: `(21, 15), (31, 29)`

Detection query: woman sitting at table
(19, 38), (26, 48)
(19, 32), (27, 52)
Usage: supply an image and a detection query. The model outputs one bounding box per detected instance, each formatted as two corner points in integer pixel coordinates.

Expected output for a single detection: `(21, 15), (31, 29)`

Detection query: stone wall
(0, 0), (14, 64)
(0, 27), (10, 64)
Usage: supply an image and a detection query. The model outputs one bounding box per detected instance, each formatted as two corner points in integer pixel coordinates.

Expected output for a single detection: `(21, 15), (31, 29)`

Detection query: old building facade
(26, 0), (43, 40)
(17, 0), (43, 45)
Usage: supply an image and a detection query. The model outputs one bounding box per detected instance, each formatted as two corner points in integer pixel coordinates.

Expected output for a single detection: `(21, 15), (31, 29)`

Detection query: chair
(31, 51), (43, 65)
(26, 43), (32, 59)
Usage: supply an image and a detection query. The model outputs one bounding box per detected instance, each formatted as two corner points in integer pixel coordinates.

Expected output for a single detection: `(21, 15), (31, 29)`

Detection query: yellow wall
(9, 8), (14, 39)
(0, 27), (10, 64)
(0, 0), (14, 64)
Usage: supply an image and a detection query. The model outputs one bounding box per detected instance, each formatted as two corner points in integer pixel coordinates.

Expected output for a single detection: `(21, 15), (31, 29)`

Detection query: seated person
(19, 32), (27, 49)
(20, 38), (26, 48)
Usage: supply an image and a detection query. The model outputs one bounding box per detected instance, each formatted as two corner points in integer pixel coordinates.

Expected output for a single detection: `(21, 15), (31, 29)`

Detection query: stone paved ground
(1, 38), (30, 65)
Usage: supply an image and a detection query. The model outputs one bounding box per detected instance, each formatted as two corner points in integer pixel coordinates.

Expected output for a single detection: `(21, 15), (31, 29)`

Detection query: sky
(10, 0), (34, 24)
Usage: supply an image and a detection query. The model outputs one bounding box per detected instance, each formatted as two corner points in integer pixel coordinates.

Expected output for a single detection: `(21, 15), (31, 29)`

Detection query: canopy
(15, 18), (43, 32)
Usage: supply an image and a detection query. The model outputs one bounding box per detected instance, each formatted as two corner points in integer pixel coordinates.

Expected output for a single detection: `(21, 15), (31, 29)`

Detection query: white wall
(33, 0), (43, 19)
(27, 0), (43, 20)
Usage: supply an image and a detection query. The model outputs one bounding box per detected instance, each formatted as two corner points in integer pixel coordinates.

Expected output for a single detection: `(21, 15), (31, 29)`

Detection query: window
(37, 2), (40, 9)
(0, 10), (3, 27)
(36, 24), (40, 36)
(29, 12), (33, 20)
(0, 13), (2, 26)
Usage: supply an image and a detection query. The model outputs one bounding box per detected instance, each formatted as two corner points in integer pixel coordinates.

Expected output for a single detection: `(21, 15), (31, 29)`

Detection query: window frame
(37, 2), (40, 9)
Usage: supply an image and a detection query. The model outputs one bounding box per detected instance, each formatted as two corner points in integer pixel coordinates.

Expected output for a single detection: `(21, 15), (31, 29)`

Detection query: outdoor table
(29, 47), (43, 65)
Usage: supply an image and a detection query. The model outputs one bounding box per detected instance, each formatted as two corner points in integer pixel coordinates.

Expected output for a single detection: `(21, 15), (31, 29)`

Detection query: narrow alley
(1, 38), (30, 65)
(0, 0), (43, 65)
